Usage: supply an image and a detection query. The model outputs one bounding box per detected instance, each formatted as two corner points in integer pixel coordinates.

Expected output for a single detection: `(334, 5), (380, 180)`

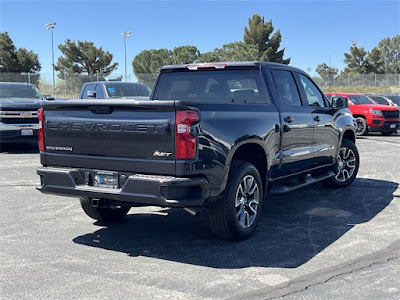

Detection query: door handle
(314, 116), (321, 122)
(284, 116), (294, 123)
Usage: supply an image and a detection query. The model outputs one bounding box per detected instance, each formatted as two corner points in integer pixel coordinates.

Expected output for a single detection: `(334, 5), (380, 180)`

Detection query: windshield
(153, 69), (269, 103)
(104, 83), (151, 98)
(348, 95), (376, 105)
(0, 84), (43, 100)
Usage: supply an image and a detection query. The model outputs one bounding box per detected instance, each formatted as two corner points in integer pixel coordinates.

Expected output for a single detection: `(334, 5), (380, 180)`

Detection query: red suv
(326, 93), (400, 136)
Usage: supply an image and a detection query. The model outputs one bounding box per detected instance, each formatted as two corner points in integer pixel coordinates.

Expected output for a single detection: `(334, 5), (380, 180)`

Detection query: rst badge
(153, 151), (172, 157)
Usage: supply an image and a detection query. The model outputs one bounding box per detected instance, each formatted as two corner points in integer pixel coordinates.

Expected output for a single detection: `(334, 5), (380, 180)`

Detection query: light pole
(45, 22), (56, 95)
(121, 31), (131, 82)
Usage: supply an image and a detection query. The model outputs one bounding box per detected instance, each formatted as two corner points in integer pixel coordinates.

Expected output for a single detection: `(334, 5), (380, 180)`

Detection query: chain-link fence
(312, 73), (400, 88)
(1, 72), (400, 99)
(0, 72), (157, 99)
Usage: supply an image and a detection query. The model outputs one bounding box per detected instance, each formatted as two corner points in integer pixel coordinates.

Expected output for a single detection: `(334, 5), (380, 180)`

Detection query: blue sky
(0, 0), (399, 80)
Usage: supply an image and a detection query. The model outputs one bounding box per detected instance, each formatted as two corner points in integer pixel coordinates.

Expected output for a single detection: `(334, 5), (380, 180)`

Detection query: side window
(82, 84), (96, 99)
(271, 70), (302, 106)
(95, 84), (104, 99)
(298, 74), (326, 107)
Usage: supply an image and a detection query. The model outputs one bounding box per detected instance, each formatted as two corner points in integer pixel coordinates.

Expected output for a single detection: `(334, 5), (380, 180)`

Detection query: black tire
(323, 139), (359, 188)
(80, 197), (130, 222)
(209, 161), (264, 240)
(381, 131), (395, 136)
(355, 117), (368, 136)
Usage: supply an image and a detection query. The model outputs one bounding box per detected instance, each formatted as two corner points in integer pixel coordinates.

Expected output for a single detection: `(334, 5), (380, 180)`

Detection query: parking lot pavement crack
(233, 240), (400, 300)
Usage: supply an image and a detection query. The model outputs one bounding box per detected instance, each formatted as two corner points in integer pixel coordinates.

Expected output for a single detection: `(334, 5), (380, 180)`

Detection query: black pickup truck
(37, 62), (359, 240)
(0, 82), (44, 146)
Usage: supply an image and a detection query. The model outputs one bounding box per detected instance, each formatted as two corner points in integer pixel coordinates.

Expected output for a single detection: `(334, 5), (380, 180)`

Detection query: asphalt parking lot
(1, 134), (399, 299)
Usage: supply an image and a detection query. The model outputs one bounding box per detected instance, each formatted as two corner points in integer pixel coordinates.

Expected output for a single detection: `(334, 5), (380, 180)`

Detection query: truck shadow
(73, 178), (398, 269)
(0, 142), (39, 154)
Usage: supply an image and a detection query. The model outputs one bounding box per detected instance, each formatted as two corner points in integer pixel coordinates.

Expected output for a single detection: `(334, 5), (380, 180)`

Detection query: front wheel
(355, 117), (368, 136)
(323, 139), (360, 188)
(209, 161), (264, 240)
(80, 197), (130, 222)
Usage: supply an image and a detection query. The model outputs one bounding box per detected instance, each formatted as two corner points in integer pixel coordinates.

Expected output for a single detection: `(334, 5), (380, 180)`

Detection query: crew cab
(0, 82), (44, 145)
(326, 93), (400, 136)
(36, 62), (359, 240)
(79, 81), (151, 100)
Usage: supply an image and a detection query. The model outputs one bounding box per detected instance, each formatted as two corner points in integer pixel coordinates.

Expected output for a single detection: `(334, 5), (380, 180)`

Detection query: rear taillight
(175, 110), (199, 160)
(38, 108), (44, 151)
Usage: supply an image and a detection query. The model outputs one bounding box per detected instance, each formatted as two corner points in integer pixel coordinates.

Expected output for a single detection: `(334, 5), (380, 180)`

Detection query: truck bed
(40, 99), (177, 175)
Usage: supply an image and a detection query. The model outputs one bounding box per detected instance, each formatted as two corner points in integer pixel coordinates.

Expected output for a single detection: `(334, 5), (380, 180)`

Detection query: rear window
(153, 69), (270, 103)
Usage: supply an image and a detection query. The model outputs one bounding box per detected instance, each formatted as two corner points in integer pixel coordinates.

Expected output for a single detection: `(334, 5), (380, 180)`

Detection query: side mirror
(87, 91), (96, 99)
(45, 96), (55, 101)
(331, 96), (348, 109)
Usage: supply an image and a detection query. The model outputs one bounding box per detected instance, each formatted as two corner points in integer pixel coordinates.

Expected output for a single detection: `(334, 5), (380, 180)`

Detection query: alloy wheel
(356, 119), (365, 135)
(335, 147), (357, 182)
(235, 175), (260, 228)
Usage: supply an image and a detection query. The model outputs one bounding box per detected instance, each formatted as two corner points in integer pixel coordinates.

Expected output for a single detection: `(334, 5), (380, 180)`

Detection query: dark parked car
(379, 94), (400, 107)
(365, 94), (397, 106)
(37, 62), (359, 240)
(0, 82), (43, 144)
(78, 81), (151, 100)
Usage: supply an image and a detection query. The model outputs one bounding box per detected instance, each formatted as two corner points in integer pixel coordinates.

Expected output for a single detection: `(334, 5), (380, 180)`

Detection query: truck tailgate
(41, 100), (176, 175)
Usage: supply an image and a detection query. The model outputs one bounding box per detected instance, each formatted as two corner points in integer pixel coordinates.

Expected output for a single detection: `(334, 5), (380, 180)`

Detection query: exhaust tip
(183, 207), (201, 217)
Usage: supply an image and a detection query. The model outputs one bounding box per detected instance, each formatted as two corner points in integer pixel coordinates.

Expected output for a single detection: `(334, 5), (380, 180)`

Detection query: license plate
(21, 129), (34, 136)
(93, 171), (119, 189)
(390, 124), (396, 129)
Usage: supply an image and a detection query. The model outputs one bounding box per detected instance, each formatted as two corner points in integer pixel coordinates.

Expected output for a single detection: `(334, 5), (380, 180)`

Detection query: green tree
(132, 48), (171, 87)
(0, 31), (41, 84)
(366, 48), (384, 73)
(198, 42), (258, 62)
(197, 51), (220, 63)
(132, 46), (200, 87)
(343, 44), (383, 74)
(171, 45), (200, 64)
(373, 35), (400, 74)
(16, 48), (41, 74)
(315, 63), (338, 84)
(0, 32), (19, 72)
(243, 14), (290, 64)
(55, 39), (118, 78)
(343, 46), (370, 74)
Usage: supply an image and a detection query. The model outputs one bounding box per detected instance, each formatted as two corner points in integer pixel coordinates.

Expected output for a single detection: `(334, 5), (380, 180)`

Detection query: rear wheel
(209, 161), (263, 240)
(323, 139), (359, 188)
(80, 197), (130, 221)
(355, 117), (368, 136)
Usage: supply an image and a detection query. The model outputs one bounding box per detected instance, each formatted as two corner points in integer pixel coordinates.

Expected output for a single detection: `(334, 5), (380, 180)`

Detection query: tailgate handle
(89, 106), (113, 114)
